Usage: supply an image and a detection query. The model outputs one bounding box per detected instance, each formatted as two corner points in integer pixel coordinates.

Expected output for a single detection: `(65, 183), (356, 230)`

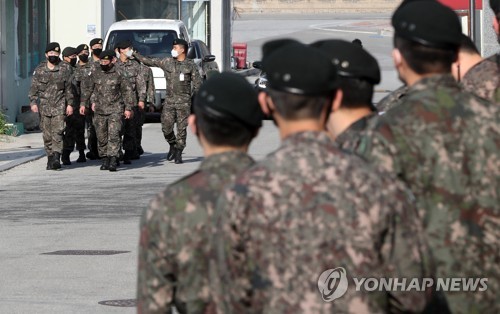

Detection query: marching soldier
(29, 42), (74, 170)
(137, 72), (262, 313)
(79, 50), (135, 172)
(134, 38), (202, 164)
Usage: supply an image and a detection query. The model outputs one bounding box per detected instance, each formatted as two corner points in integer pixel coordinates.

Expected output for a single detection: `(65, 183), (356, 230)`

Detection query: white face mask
(126, 49), (133, 58)
(115, 51), (120, 58)
(171, 49), (179, 58)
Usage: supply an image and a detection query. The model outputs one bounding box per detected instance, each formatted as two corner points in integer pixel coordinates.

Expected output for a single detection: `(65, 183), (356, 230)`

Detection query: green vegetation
(0, 109), (6, 134)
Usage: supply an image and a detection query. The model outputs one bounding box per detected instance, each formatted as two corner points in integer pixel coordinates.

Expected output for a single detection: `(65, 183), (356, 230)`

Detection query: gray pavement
(0, 121), (280, 313)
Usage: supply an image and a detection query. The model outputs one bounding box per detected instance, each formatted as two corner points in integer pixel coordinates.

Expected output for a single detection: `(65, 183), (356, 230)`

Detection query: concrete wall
(49, 0), (115, 49)
(233, 0), (401, 13)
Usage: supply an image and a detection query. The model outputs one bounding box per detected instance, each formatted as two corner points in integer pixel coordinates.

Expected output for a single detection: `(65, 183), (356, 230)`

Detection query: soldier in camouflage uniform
(356, 2), (500, 312)
(80, 50), (135, 172)
(375, 84), (407, 113)
(453, 34), (499, 101)
(212, 42), (439, 313)
(115, 40), (147, 164)
(134, 38), (202, 164)
(83, 38), (104, 160)
(137, 72), (262, 313)
(29, 42), (74, 170)
(61, 47), (86, 165)
(136, 61), (155, 155)
(312, 39), (379, 151)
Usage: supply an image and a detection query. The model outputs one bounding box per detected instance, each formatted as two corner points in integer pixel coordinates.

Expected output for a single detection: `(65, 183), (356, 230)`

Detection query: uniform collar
(408, 74), (458, 94)
(282, 131), (333, 148)
(199, 150), (254, 172)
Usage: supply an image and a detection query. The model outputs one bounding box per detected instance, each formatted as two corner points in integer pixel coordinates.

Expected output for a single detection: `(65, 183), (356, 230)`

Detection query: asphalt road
(0, 13), (398, 313)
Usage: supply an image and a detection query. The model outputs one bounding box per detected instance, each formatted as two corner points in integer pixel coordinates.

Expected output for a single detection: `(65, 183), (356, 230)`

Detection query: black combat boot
(46, 155), (53, 170)
(174, 149), (183, 164)
(52, 152), (62, 170)
(76, 150), (86, 162)
(100, 157), (109, 170)
(132, 148), (140, 160)
(109, 156), (118, 172)
(137, 146), (144, 155)
(166, 144), (177, 161)
(86, 151), (98, 160)
(123, 150), (132, 165)
(61, 150), (72, 165)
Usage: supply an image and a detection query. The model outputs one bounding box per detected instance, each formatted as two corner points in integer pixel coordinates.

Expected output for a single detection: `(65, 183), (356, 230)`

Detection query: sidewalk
(0, 132), (45, 172)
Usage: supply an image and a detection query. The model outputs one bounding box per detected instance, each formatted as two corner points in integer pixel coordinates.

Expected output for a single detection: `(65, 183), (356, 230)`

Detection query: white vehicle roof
(107, 19), (186, 32)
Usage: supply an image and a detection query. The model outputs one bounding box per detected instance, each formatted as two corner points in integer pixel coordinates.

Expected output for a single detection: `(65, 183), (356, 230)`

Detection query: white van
(103, 19), (191, 110)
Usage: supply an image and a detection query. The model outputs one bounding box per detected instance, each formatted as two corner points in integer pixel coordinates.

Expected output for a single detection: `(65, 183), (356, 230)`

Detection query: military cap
(392, 1), (462, 49)
(491, 0), (500, 14)
(173, 38), (188, 48)
(115, 40), (133, 50)
(311, 39), (380, 84)
(89, 38), (103, 47)
(62, 47), (77, 57)
(263, 42), (337, 95)
(45, 42), (61, 53)
(261, 38), (300, 62)
(99, 50), (116, 61)
(194, 72), (262, 128)
(75, 44), (89, 54)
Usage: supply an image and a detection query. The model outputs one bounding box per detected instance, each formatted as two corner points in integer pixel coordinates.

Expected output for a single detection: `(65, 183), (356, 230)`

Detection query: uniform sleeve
(28, 70), (40, 104)
(191, 62), (202, 94)
(63, 67), (74, 106)
(120, 72), (135, 111)
(147, 67), (156, 104)
(134, 52), (167, 70)
(136, 64), (148, 103)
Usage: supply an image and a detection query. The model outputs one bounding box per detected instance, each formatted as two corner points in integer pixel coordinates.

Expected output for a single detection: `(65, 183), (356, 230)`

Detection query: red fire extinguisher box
(232, 43), (247, 69)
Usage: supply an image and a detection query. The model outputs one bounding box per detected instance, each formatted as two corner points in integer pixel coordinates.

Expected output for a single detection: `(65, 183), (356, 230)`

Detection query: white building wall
(49, 0), (115, 49)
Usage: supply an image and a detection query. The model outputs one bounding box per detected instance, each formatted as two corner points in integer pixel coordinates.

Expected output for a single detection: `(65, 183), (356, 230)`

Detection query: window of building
(16, 0), (48, 79)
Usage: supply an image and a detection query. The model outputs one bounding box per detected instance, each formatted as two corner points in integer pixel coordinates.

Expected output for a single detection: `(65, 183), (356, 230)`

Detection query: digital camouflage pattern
(63, 61), (86, 152)
(80, 65), (134, 114)
(161, 103), (190, 150)
(375, 85), (408, 113)
(461, 57), (499, 102)
(116, 59), (147, 154)
(334, 113), (377, 152)
(356, 74), (500, 313)
(213, 131), (435, 313)
(134, 53), (201, 105)
(93, 113), (122, 158)
(136, 63), (155, 149)
(137, 151), (255, 313)
(29, 60), (74, 155)
(29, 60), (74, 116)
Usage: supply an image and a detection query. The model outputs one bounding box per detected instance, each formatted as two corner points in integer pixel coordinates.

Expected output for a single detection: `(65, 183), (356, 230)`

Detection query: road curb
(0, 149), (45, 172)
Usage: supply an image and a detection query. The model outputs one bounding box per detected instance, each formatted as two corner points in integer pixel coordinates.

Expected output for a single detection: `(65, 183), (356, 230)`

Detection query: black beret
(99, 50), (115, 61)
(173, 38), (188, 47)
(89, 38), (103, 47)
(263, 42), (338, 96)
(491, 0), (500, 14)
(194, 72), (262, 128)
(115, 40), (133, 50)
(311, 39), (380, 84)
(392, 1), (462, 49)
(75, 44), (89, 54)
(62, 47), (77, 57)
(45, 42), (61, 53)
(261, 38), (300, 62)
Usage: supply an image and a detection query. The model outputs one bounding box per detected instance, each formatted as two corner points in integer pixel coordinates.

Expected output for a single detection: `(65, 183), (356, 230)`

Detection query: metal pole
(178, 0), (182, 20)
(469, 0), (475, 41)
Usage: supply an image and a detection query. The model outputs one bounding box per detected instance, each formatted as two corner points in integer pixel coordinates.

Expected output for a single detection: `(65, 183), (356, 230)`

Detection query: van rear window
(106, 30), (178, 58)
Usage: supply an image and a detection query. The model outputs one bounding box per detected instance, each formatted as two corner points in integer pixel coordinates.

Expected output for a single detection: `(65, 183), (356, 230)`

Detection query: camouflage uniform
(134, 53), (202, 150)
(375, 85), (407, 113)
(115, 59), (147, 157)
(461, 55), (500, 102)
(356, 74), (500, 312)
(213, 131), (435, 313)
(334, 113), (377, 151)
(62, 62), (86, 153)
(138, 151), (254, 313)
(136, 63), (155, 153)
(80, 65), (134, 159)
(29, 60), (74, 156)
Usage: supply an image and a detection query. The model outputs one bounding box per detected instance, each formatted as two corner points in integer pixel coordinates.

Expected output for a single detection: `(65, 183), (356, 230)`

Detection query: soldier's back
(214, 131), (432, 313)
(462, 57), (499, 102)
